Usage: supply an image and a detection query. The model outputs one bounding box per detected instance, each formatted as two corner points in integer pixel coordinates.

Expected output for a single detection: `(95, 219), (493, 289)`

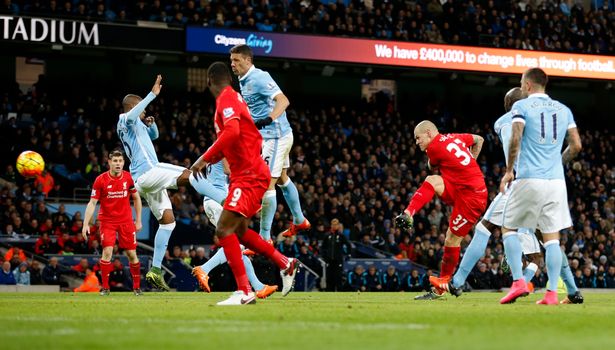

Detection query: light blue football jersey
(510, 93), (576, 180)
(494, 111), (513, 166)
(206, 161), (228, 191)
(239, 65), (291, 139)
(117, 92), (160, 180)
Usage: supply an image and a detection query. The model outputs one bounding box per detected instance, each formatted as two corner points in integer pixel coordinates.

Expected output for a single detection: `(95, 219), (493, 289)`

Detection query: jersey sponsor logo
(223, 107), (235, 118)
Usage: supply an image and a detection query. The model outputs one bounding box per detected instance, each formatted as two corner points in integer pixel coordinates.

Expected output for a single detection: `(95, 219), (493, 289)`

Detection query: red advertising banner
(187, 27), (615, 80)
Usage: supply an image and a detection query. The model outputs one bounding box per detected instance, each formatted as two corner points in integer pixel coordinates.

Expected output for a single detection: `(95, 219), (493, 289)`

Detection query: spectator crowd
(1, 1), (614, 54)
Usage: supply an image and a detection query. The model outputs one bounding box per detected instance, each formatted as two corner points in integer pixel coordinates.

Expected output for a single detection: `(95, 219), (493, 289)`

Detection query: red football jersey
(91, 170), (136, 224)
(208, 85), (269, 181)
(426, 133), (486, 191)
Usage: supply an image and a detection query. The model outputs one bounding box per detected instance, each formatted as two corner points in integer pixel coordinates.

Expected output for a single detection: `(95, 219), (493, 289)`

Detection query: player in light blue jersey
(500, 68), (582, 305)
(191, 161), (278, 299)
(229, 44), (310, 242)
(117, 75), (233, 291)
(430, 87), (582, 305)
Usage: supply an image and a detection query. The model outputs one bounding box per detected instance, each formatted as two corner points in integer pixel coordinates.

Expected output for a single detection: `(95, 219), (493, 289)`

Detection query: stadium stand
(1, 0), (613, 54)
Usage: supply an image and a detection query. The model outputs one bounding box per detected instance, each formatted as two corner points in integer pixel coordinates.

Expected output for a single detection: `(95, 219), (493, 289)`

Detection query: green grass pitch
(1, 292), (614, 350)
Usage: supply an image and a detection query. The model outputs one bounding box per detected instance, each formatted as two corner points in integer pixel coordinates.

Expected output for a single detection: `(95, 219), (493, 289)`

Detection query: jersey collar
(239, 65), (256, 82)
(528, 93), (549, 98)
(108, 171), (123, 180)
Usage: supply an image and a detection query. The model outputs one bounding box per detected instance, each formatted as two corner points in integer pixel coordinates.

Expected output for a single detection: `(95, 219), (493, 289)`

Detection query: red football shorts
(440, 179), (487, 237)
(223, 177), (269, 218)
(100, 222), (137, 250)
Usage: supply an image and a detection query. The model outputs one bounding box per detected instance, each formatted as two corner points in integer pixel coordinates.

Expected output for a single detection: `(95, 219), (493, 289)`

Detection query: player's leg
(147, 207), (175, 291)
(260, 179), (278, 241)
(405, 175), (444, 220)
(560, 246), (583, 304)
(98, 224), (116, 296)
(536, 179), (572, 305)
(522, 254), (540, 286)
(242, 254), (278, 298)
(538, 232), (562, 305)
(183, 170), (228, 204)
(215, 210), (255, 305)
(259, 138), (280, 241)
(192, 197), (224, 292)
(278, 168), (310, 237)
(518, 229), (541, 287)
(136, 165), (179, 291)
(276, 133), (310, 237)
(118, 223), (141, 295)
(499, 180), (539, 304)
(451, 220), (495, 292)
(235, 221), (297, 297)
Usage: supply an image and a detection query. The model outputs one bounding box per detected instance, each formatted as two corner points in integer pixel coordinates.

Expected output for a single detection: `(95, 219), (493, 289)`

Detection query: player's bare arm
(132, 191), (143, 232)
(500, 121), (524, 192)
(255, 93), (290, 129)
(82, 198), (98, 240)
(469, 134), (484, 159)
(562, 127), (582, 164)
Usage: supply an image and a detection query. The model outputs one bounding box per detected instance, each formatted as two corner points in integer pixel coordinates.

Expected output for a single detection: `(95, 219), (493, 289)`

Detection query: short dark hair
(207, 61), (232, 86)
(109, 149), (124, 159)
(524, 68), (548, 88)
(230, 44), (253, 62)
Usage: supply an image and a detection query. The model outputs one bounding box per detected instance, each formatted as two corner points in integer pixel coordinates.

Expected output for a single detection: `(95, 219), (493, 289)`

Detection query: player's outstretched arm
(469, 134), (484, 159)
(82, 198), (98, 240)
(125, 75), (162, 124)
(562, 127), (582, 164)
(132, 191), (143, 232)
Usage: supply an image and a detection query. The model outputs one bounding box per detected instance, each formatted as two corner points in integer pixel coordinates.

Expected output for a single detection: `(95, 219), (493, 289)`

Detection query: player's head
(520, 67), (548, 96)
(414, 120), (439, 151)
(122, 94), (146, 119)
(229, 44), (253, 77)
(504, 87), (524, 112)
(207, 61), (233, 96)
(108, 149), (125, 176)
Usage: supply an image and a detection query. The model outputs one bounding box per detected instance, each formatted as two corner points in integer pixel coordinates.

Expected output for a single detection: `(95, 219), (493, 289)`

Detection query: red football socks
(440, 246), (461, 278)
(99, 260), (112, 289)
(239, 229), (289, 270)
(219, 234), (251, 295)
(129, 262), (141, 290)
(405, 181), (436, 216)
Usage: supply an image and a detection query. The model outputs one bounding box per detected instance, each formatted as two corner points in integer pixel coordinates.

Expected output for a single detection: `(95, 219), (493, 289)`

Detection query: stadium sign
(1, 16), (183, 52)
(0, 16), (98, 45)
(186, 27), (615, 80)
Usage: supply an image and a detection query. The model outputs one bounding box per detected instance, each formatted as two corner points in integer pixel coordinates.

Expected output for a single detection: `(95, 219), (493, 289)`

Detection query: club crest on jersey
(123, 182), (127, 190)
(223, 107), (235, 118)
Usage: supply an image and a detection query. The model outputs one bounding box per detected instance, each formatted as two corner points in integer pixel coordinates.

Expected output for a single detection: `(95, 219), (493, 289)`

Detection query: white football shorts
(502, 178), (572, 233)
(135, 163), (186, 220)
(262, 132), (293, 178)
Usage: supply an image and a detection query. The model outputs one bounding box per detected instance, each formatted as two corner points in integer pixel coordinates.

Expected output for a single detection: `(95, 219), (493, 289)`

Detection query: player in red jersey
(190, 62), (298, 305)
(82, 150), (143, 296)
(395, 120), (487, 300)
